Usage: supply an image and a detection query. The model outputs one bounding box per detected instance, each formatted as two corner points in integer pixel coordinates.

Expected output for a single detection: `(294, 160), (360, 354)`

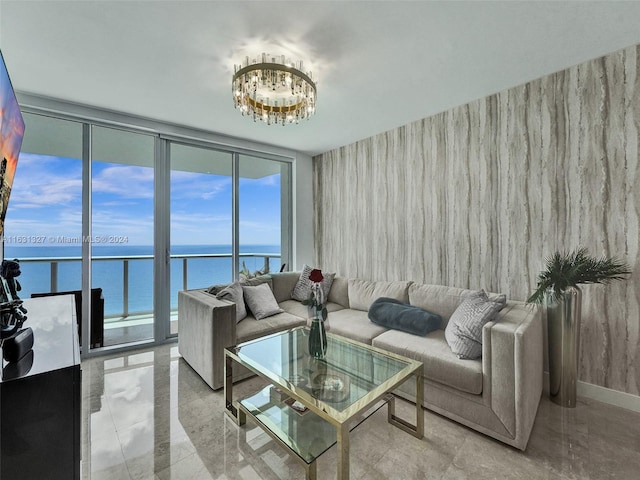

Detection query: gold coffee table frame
(224, 327), (423, 480)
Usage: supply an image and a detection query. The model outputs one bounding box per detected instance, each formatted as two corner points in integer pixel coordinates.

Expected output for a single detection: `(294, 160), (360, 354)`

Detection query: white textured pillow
(291, 265), (335, 302)
(445, 290), (503, 359)
(462, 289), (507, 310)
(216, 282), (247, 323)
(243, 283), (284, 320)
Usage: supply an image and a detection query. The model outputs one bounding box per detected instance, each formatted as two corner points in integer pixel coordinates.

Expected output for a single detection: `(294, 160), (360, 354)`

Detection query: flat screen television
(0, 49), (25, 240)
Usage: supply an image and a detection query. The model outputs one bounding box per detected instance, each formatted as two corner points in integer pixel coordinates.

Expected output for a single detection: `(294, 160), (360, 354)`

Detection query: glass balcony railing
(16, 252), (281, 321)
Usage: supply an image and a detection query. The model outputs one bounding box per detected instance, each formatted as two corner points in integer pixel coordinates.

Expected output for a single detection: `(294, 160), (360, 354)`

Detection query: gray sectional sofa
(178, 271), (543, 450)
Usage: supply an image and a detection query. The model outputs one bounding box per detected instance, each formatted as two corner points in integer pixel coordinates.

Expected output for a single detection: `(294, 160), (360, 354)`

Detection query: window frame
(11, 101), (293, 357)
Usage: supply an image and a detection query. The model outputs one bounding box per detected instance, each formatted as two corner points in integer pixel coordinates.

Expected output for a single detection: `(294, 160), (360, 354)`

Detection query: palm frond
(527, 247), (631, 304)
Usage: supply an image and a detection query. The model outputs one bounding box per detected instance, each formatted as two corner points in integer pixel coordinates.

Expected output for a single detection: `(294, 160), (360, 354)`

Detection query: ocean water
(4, 245), (281, 317)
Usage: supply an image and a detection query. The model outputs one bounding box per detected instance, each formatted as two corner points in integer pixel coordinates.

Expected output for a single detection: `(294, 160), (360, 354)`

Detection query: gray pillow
(490, 293), (507, 309)
(291, 265), (335, 302)
(207, 283), (228, 295)
(242, 283), (284, 320)
(216, 282), (247, 323)
(207, 274), (272, 297)
(445, 290), (503, 359)
(369, 297), (441, 336)
(463, 289), (507, 310)
(242, 275), (274, 289)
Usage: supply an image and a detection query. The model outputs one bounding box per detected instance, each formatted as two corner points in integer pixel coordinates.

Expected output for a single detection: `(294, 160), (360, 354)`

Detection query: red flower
(309, 269), (324, 283)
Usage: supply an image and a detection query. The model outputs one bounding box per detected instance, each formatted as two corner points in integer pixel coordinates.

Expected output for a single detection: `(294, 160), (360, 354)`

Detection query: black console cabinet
(0, 295), (81, 480)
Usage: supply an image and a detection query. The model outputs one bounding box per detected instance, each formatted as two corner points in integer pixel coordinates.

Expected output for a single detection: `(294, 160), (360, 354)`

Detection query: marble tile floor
(103, 314), (178, 347)
(81, 343), (640, 480)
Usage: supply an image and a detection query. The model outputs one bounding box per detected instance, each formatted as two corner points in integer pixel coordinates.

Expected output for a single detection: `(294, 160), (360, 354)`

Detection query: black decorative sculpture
(1, 258), (22, 299)
(0, 259), (27, 339)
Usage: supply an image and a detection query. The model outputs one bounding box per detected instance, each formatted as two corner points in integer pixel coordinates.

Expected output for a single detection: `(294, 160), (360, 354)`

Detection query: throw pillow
(369, 297), (442, 336)
(463, 289), (507, 310)
(216, 282), (247, 323)
(489, 293), (507, 308)
(242, 275), (274, 289)
(445, 290), (503, 359)
(291, 265), (335, 302)
(206, 283), (228, 295)
(242, 283), (284, 320)
(206, 275), (273, 297)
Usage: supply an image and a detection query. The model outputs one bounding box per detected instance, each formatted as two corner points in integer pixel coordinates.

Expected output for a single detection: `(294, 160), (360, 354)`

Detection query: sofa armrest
(178, 289), (235, 390)
(481, 302), (543, 448)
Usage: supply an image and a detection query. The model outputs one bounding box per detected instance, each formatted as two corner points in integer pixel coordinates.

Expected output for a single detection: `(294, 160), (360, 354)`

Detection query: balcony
(18, 252), (281, 347)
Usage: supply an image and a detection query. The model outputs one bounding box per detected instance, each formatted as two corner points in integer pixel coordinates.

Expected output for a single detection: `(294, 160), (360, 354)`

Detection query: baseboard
(577, 380), (640, 412)
(543, 372), (640, 413)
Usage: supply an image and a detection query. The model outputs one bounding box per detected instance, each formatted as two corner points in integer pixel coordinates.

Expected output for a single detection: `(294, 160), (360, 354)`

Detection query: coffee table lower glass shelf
(225, 327), (423, 480)
(238, 385), (391, 465)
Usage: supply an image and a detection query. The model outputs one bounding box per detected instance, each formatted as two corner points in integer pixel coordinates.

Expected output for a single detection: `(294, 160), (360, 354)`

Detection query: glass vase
(308, 315), (327, 359)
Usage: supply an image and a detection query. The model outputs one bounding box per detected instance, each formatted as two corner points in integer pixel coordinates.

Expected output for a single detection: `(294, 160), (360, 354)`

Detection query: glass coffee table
(224, 327), (423, 480)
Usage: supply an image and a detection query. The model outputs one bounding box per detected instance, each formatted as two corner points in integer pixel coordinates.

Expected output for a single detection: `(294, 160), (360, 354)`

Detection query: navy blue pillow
(368, 297), (442, 336)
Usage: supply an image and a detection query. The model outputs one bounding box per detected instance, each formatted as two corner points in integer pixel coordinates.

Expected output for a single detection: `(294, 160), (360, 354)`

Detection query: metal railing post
(264, 256), (270, 273)
(51, 261), (58, 292)
(183, 258), (188, 291)
(123, 259), (129, 318)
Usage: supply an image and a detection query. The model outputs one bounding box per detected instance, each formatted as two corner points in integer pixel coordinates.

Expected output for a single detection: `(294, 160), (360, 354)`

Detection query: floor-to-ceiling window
(3, 113), (84, 319)
(91, 125), (155, 346)
(3, 108), (293, 356)
(169, 143), (233, 335)
(238, 154), (289, 275)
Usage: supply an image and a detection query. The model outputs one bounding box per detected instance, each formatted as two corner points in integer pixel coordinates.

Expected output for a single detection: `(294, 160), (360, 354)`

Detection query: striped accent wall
(313, 45), (640, 396)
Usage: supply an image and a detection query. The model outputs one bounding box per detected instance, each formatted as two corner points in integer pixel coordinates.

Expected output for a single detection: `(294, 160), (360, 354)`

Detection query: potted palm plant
(527, 248), (630, 407)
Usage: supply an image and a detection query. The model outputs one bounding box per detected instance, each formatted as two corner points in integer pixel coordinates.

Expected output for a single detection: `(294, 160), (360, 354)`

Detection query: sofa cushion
(348, 278), (411, 311)
(408, 284), (468, 326)
(445, 290), (503, 359)
(242, 283), (283, 320)
(325, 308), (388, 344)
(278, 299), (310, 319)
(368, 297), (441, 336)
(372, 329), (483, 395)
(291, 265), (336, 302)
(327, 276), (349, 308)
(409, 284), (507, 328)
(216, 282), (246, 323)
(270, 272), (301, 303)
(279, 299), (344, 320)
(236, 312), (306, 344)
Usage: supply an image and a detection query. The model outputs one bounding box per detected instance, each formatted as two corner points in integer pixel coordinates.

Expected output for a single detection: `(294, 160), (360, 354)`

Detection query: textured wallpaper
(313, 45), (640, 396)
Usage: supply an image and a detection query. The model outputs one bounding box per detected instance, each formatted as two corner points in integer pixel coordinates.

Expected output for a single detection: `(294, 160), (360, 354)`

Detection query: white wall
(292, 152), (314, 270)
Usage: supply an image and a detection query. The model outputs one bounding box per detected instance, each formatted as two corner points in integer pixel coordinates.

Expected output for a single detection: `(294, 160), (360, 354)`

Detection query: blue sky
(0, 52), (25, 193)
(4, 153), (282, 247)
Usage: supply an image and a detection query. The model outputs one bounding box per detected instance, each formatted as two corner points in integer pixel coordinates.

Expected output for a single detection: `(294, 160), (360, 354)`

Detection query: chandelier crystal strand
(232, 52), (316, 125)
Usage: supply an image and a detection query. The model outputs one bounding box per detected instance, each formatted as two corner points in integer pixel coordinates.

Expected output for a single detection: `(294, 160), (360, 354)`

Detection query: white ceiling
(2, 1), (640, 156)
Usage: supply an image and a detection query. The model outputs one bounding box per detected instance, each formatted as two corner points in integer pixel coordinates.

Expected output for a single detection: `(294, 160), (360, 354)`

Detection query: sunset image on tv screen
(0, 51), (25, 234)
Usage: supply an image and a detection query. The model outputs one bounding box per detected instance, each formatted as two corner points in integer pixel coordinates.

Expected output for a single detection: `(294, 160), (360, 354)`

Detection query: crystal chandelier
(232, 53), (317, 125)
